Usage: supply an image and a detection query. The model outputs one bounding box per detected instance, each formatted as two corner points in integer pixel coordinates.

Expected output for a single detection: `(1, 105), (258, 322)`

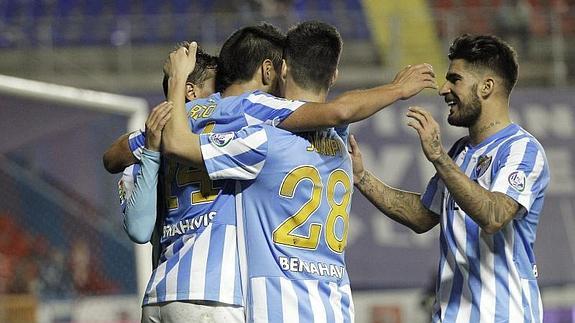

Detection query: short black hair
(216, 22), (285, 93)
(162, 42), (218, 99)
(284, 20), (342, 93)
(448, 34), (518, 95)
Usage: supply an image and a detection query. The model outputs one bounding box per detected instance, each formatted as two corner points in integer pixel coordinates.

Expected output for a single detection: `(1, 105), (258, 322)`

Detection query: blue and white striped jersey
(422, 124), (550, 323)
(124, 91), (305, 306)
(200, 124), (355, 323)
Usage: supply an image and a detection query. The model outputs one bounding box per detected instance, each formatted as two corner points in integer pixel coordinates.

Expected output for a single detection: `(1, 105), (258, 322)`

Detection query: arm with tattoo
(407, 106), (520, 234)
(355, 171), (439, 234)
(432, 152), (520, 234)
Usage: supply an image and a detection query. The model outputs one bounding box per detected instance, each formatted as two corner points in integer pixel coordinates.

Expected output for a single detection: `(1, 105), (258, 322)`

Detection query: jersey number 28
(273, 166), (351, 254)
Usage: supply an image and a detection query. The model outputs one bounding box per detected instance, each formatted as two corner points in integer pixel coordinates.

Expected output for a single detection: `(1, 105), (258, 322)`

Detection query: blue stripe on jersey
(267, 278), (282, 322)
(421, 175), (439, 208)
(491, 134), (530, 180)
(494, 233), (510, 322)
(143, 264), (158, 304)
(243, 92), (305, 124)
(320, 282), (335, 323)
(204, 224), (225, 300)
(176, 239), (193, 299)
(157, 240), (180, 303)
(201, 127), (268, 181)
(445, 270), (464, 322)
(297, 285), (307, 323)
(444, 147), (476, 321)
(436, 224), (448, 320)
(443, 205), (464, 322)
(128, 130), (145, 159)
(529, 279), (541, 322)
(209, 147), (266, 173)
(340, 286), (353, 323)
(522, 286), (530, 322)
(465, 215), (481, 323)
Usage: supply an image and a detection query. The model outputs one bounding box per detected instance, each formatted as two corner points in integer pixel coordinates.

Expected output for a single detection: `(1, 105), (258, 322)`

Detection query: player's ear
(261, 59), (274, 86)
(281, 59), (288, 83)
(186, 82), (197, 100)
(330, 68), (339, 87)
(480, 77), (495, 99)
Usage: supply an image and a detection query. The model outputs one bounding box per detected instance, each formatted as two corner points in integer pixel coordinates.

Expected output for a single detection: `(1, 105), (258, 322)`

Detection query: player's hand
(164, 41), (198, 79)
(406, 106), (445, 162)
(145, 101), (173, 151)
(348, 134), (366, 185)
(392, 63), (437, 100)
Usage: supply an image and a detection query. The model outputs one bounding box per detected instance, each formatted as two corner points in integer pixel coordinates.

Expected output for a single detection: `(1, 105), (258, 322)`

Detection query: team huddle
(103, 20), (549, 323)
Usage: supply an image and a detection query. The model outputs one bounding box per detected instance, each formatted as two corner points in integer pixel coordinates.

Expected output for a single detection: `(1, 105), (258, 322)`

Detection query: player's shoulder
(234, 123), (287, 143)
(186, 92), (221, 108)
(242, 90), (305, 107)
(501, 124), (546, 154)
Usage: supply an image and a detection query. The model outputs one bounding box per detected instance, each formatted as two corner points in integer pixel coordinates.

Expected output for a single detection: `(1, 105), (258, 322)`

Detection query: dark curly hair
(448, 34), (518, 95)
(162, 42), (218, 100)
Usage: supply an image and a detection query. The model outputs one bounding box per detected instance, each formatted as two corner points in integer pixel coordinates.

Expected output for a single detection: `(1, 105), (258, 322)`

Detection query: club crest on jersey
(475, 155), (492, 178)
(508, 170), (526, 192)
(209, 133), (234, 147)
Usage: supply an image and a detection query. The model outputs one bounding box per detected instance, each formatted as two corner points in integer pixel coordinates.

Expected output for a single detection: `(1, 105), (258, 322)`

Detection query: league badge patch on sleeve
(209, 133), (234, 147)
(508, 170), (526, 192)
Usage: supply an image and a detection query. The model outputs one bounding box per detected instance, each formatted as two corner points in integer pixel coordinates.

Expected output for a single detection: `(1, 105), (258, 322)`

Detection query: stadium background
(0, 0), (574, 322)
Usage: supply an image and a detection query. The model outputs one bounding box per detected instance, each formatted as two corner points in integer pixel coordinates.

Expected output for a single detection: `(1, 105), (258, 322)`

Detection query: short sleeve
(421, 174), (444, 216)
(128, 130), (146, 160)
(200, 125), (269, 181)
(242, 92), (306, 126)
(490, 138), (549, 213)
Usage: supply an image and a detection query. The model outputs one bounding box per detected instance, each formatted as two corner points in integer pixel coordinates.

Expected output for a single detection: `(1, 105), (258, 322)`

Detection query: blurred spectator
(69, 238), (118, 295)
(70, 239), (91, 292)
(37, 247), (74, 298)
(496, 0), (532, 56)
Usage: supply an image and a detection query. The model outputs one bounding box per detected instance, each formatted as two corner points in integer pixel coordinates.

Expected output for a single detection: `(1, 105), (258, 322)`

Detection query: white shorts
(142, 300), (244, 323)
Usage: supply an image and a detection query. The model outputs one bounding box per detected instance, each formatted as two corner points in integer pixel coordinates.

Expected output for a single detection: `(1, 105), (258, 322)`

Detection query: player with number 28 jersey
(200, 124), (355, 323)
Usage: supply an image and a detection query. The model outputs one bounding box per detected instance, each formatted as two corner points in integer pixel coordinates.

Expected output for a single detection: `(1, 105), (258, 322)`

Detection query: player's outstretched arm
(407, 106), (521, 234)
(103, 133), (138, 174)
(279, 64), (437, 131)
(162, 42), (205, 167)
(349, 135), (439, 233)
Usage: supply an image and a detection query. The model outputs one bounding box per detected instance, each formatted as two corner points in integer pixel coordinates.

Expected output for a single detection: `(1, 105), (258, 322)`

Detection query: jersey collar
(468, 123), (520, 150)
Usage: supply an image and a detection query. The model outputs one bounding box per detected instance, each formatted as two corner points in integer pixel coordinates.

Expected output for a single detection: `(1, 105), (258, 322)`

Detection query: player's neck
(468, 102), (511, 145)
(222, 79), (263, 97)
(284, 82), (328, 103)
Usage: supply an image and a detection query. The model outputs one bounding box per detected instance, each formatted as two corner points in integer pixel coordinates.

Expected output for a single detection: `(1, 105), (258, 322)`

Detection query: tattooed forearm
(355, 171), (439, 233)
(430, 129), (441, 153)
(432, 151), (520, 234)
